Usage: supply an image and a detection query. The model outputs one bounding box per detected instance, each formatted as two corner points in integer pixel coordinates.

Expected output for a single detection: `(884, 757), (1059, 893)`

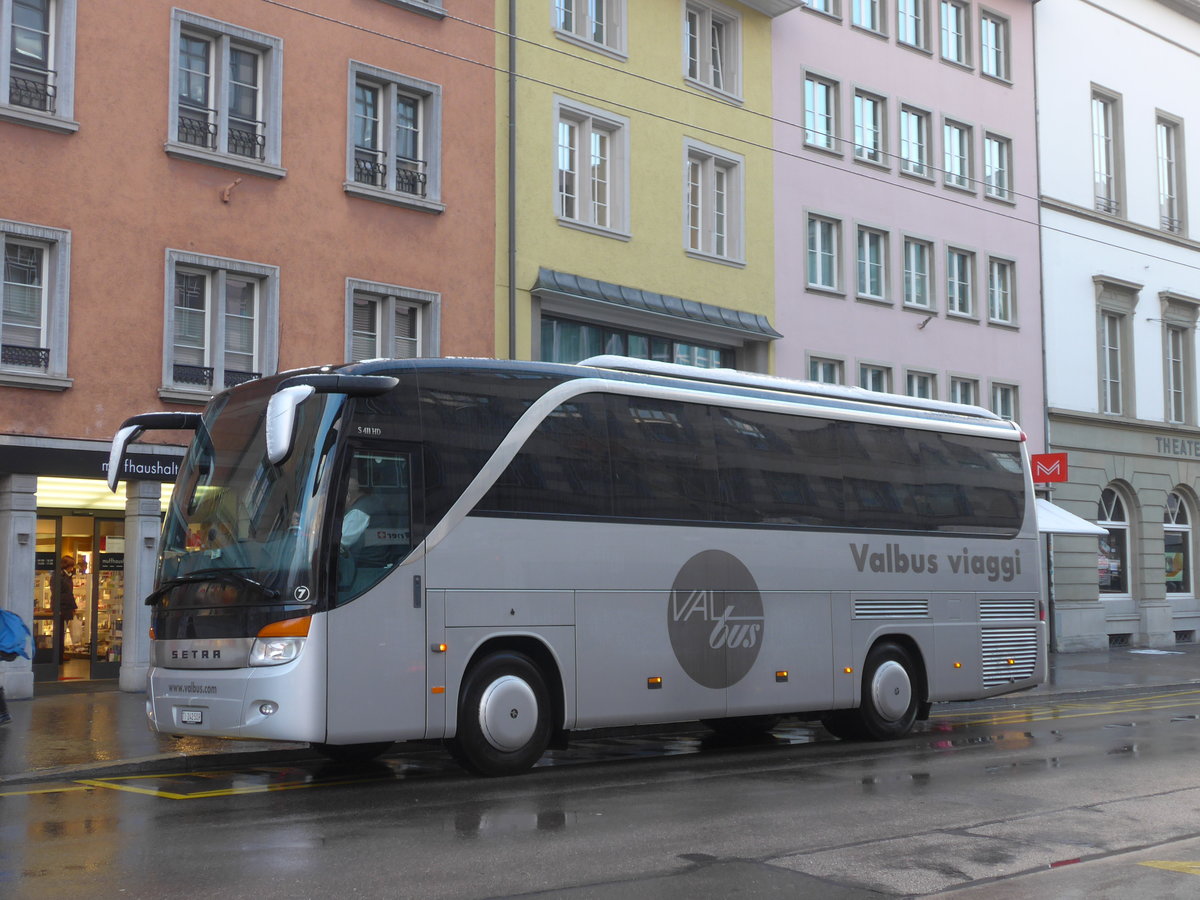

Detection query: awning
(532, 268), (783, 340)
(1035, 498), (1108, 536)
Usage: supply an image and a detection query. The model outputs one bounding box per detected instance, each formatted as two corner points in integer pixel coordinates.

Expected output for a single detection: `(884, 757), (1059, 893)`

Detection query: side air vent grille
(979, 599), (1038, 621)
(982, 627), (1039, 687)
(854, 599), (929, 619)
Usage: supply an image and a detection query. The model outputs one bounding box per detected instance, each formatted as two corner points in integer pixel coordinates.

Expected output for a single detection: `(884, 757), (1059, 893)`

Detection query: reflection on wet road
(4, 687), (1200, 899)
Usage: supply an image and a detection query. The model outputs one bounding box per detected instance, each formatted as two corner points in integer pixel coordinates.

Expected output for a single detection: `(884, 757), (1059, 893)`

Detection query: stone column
(0, 475), (37, 700)
(120, 480), (161, 693)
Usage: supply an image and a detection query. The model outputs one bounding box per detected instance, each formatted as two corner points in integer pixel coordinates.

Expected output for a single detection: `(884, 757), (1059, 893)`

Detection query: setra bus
(109, 355), (1045, 775)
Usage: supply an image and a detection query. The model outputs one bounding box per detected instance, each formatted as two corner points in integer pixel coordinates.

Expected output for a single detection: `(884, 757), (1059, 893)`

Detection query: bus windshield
(156, 383), (344, 605)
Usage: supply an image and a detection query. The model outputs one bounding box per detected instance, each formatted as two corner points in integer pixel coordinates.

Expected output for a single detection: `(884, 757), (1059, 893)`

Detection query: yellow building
(496, 0), (800, 370)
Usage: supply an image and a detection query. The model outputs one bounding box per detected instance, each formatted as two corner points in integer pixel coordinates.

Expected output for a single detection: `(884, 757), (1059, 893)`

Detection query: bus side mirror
(107, 412), (201, 491)
(266, 385), (316, 466)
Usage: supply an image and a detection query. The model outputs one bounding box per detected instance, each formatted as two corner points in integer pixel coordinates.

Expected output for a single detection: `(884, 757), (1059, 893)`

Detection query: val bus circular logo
(667, 550), (765, 690)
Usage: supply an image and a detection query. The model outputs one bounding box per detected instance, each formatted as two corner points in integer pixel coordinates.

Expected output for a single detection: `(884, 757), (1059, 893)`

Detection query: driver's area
(336, 448), (415, 604)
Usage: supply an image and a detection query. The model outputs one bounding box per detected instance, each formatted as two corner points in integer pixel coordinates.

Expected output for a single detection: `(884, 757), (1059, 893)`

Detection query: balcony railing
(1, 344), (50, 370)
(173, 363), (213, 387)
(395, 160), (428, 197)
(224, 369), (260, 388)
(1095, 194), (1120, 216)
(354, 151), (387, 188)
(9, 68), (56, 113)
(178, 108), (218, 150)
(173, 364), (261, 389)
(228, 117), (266, 160)
(1162, 215), (1183, 235)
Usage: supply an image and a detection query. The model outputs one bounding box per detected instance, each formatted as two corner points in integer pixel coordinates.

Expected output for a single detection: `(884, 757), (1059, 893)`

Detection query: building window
(852, 0), (883, 33)
(554, 0), (625, 54)
(899, 106), (930, 176)
(685, 2), (740, 97)
(897, 0), (927, 49)
(1165, 491), (1192, 596)
(557, 101), (628, 233)
(949, 377), (977, 406)
(860, 363), (891, 392)
(807, 0), (839, 14)
(906, 370), (935, 399)
(807, 215), (840, 290)
(1100, 310), (1126, 415)
(804, 75), (838, 152)
(0, 219), (69, 387)
(1157, 117), (1184, 235)
(1098, 487), (1129, 595)
(685, 140), (743, 261)
(980, 12), (1008, 80)
(167, 11), (283, 175)
(347, 62), (442, 210)
(903, 237), (931, 308)
(943, 120), (972, 189)
(1092, 89), (1122, 216)
(163, 251), (278, 398)
(857, 227), (887, 300)
(853, 91), (886, 164)
(939, 0), (969, 65)
(809, 357), (844, 384)
(987, 258), (1013, 324)
(1, 0), (76, 130)
(984, 134), (1012, 200)
(991, 382), (1017, 420)
(541, 315), (732, 368)
(946, 247), (974, 316)
(346, 280), (438, 362)
(1164, 324), (1191, 425)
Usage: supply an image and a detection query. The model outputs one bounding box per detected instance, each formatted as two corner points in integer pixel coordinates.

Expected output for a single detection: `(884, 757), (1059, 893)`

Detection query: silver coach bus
(109, 356), (1045, 775)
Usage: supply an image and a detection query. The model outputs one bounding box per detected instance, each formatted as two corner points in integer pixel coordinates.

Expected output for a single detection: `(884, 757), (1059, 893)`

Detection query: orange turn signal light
(257, 616), (311, 638)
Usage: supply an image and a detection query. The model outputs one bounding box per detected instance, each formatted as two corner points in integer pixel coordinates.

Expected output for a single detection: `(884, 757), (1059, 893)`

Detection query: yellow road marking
(77, 771), (391, 800)
(0, 785), (92, 797)
(1139, 861), (1200, 875)
(932, 690), (1200, 727)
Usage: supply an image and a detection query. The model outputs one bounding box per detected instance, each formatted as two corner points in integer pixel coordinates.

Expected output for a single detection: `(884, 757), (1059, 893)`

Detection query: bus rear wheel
(450, 651), (552, 776)
(822, 641), (921, 741)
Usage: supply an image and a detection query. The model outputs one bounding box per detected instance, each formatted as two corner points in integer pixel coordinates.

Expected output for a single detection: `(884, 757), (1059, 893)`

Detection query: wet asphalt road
(4, 686), (1200, 899)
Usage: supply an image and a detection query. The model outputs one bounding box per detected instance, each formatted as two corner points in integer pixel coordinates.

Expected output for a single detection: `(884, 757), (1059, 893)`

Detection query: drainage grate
(1109, 633), (1131, 648)
(1176, 630), (1196, 644)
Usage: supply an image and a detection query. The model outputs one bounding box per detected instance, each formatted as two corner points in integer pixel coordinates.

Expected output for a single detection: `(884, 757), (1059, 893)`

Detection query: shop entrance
(32, 515), (125, 682)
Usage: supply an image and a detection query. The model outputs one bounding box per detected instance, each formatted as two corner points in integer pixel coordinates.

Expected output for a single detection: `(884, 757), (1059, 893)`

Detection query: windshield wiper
(145, 570), (281, 605)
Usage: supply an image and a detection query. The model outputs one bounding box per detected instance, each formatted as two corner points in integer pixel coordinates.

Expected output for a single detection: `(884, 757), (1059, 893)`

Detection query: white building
(1038, 0), (1200, 649)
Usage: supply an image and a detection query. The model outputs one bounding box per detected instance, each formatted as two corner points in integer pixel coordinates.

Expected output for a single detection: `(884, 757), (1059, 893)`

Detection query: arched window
(1165, 490), (1192, 595)
(1098, 487), (1129, 594)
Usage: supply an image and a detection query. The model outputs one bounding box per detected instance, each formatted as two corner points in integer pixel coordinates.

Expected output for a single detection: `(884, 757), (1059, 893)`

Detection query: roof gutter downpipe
(507, 0), (518, 360)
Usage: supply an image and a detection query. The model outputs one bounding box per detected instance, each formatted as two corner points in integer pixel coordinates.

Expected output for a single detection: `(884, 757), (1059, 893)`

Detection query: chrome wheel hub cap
(478, 675), (538, 752)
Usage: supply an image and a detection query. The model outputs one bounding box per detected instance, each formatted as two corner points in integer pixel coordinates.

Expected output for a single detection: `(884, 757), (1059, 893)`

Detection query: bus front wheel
(450, 651), (552, 776)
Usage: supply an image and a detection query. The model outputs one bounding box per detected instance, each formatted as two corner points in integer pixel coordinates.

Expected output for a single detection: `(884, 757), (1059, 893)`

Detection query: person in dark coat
(57, 555), (77, 662)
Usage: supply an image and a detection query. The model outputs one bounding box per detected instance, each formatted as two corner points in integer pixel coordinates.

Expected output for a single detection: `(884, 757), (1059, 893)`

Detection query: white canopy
(1035, 498), (1108, 536)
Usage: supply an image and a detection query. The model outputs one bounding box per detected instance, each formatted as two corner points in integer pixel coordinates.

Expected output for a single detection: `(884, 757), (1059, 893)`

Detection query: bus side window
(337, 449), (413, 603)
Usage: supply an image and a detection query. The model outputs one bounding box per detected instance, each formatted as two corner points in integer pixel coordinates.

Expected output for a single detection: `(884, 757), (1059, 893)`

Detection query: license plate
(180, 709), (203, 725)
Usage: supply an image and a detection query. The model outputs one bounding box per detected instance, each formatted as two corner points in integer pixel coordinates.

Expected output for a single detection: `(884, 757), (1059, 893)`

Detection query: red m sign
(1030, 452), (1068, 483)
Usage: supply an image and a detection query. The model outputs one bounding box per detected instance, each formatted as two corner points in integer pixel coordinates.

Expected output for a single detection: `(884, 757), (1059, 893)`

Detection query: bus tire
(450, 651), (552, 776)
(856, 641), (921, 740)
(312, 741), (393, 765)
(701, 715), (781, 738)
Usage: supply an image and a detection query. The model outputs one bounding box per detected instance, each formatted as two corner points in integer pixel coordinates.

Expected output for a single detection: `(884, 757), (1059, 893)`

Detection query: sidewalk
(1, 645), (1199, 786)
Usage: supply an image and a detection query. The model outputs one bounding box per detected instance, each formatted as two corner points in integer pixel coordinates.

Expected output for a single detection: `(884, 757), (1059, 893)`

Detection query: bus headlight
(249, 615), (311, 666)
(249, 637), (305, 666)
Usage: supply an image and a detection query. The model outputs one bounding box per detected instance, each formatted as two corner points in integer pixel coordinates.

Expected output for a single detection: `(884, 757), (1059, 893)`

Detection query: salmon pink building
(0, 0), (494, 695)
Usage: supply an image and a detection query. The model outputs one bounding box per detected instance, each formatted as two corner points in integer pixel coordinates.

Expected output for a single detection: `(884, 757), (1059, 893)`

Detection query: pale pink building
(772, 0), (1044, 450)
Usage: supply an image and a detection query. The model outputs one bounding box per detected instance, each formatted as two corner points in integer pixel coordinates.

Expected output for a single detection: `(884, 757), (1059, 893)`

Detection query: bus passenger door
(325, 444), (428, 744)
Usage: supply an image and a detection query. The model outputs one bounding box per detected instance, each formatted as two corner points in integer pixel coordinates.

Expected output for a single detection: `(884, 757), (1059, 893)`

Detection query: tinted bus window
(479, 394), (613, 517)
(417, 371), (570, 527)
(607, 396), (718, 522)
